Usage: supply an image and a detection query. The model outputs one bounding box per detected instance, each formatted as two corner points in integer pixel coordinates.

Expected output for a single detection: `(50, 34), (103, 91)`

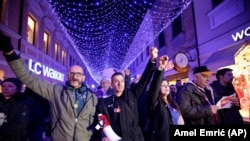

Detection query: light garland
(48, 0), (192, 83)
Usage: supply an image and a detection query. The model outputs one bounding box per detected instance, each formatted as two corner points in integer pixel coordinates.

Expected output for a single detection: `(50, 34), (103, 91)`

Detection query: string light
(48, 0), (192, 83)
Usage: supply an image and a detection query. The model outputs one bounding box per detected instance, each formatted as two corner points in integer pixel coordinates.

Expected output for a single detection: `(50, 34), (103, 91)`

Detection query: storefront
(203, 41), (250, 122)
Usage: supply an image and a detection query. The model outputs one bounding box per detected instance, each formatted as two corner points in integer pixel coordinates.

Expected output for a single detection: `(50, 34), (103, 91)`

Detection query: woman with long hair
(145, 56), (184, 141)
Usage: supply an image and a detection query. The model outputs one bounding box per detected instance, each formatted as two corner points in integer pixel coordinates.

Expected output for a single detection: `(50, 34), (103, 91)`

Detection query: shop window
(62, 49), (66, 65)
(0, 0), (7, 23)
(27, 16), (36, 45)
(218, 43), (250, 119)
(55, 43), (60, 61)
(158, 31), (165, 48)
(43, 32), (49, 55)
(172, 14), (182, 38)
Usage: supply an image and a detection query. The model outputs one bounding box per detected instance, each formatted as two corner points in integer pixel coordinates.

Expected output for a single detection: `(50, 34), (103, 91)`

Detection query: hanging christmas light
(48, 0), (192, 83)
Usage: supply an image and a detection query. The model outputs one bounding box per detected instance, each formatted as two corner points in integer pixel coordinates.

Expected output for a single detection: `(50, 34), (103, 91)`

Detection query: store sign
(232, 26), (250, 41)
(28, 59), (64, 81)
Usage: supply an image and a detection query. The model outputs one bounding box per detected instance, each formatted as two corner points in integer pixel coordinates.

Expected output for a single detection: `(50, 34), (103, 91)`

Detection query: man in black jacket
(210, 68), (244, 124)
(176, 66), (218, 125)
(94, 47), (158, 141)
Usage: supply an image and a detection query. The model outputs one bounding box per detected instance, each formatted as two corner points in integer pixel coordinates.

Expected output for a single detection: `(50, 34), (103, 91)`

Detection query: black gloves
(0, 31), (14, 53)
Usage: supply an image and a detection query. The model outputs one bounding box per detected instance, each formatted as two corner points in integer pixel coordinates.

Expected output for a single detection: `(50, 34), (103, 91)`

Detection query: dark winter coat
(176, 82), (216, 125)
(0, 93), (30, 141)
(210, 81), (243, 124)
(145, 69), (173, 141)
(95, 60), (156, 141)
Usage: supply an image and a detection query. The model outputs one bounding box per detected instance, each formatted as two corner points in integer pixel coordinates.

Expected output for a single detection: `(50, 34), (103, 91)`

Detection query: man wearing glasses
(0, 32), (98, 141)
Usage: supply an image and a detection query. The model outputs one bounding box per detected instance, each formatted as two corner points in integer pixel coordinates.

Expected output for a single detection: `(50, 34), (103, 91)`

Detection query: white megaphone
(95, 114), (122, 141)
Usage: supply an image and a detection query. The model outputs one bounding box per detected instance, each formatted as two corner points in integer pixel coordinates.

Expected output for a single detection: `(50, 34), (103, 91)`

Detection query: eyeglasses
(68, 72), (84, 77)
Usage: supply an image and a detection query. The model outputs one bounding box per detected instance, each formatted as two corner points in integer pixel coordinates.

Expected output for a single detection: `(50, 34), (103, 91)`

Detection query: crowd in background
(0, 31), (246, 141)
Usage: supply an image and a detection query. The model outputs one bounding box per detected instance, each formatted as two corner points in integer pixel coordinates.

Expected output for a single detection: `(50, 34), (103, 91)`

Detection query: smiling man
(0, 31), (98, 141)
(67, 65), (85, 88)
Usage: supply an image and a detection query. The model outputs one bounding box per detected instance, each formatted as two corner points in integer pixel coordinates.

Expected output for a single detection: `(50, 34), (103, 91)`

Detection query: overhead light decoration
(48, 0), (192, 83)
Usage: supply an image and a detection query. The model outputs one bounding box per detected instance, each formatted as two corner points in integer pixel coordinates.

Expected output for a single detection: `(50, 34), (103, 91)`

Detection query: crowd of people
(0, 31), (245, 141)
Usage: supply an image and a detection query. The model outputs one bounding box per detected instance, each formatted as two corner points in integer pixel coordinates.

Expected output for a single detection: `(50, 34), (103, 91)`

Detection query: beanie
(1, 78), (22, 92)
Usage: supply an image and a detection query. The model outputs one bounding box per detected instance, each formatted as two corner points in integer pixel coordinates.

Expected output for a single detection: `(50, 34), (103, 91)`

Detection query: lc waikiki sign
(232, 26), (250, 41)
(28, 59), (64, 81)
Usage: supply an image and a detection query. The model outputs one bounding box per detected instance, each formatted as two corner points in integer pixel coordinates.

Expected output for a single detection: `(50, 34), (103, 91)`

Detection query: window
(70, 55), (73, 66)
(208, 0), (244, 29)
(69, 55), (75, 66)
(172, 14), (182, 37)
(62, 49), (66, 65)
(158, 31), (165, 48)
(0, 0), (7, 23)
(43, 32), (49, 55)
(27, 16), (36, 45)
(212, 0), (224, 8)
(55, 43), (60, 61)
(140, 52), (143, 62)
(146, 46), (149, 57)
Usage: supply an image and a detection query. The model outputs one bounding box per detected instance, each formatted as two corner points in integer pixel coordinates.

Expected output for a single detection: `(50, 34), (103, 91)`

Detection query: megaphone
(95, 114), (122, 141)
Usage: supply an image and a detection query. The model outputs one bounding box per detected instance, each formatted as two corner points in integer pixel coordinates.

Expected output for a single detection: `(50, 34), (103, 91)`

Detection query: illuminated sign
(232, 26), (250, 41)
(28, 59), (64, 81)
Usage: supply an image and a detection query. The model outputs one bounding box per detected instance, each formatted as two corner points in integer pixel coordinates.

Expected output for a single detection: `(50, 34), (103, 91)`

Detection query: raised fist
(149, 47), (158, 61)
(0, 31), (14, 53)
(158, 55), (169, 71)
(124, 69), (130, 76)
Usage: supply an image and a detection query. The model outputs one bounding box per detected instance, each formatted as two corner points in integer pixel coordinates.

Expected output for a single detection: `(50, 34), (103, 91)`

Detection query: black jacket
(176, 82), (215, 125)
(210, 81), (243, 124)
(94, 60), (156, 141)
(0, 93), (30, 141)
(145, 69), (173, 141)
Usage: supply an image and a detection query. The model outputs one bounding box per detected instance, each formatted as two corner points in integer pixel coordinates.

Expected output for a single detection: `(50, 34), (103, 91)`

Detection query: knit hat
(1, 78), (23, 92)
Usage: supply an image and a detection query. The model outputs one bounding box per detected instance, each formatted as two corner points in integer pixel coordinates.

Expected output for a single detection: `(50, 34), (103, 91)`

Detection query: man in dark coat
(210, 68), (243, 124)
(94, 47), (158, 141)
(176, 66), (218, 125)
(0, 78), (30, 141)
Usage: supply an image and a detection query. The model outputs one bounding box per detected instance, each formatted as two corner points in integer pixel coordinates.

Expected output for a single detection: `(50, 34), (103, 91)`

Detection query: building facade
(130, 0), (197, 85)
(131, 0), (250, 121)
(0, 0), (97, 91)
(193, 0), (250, 120)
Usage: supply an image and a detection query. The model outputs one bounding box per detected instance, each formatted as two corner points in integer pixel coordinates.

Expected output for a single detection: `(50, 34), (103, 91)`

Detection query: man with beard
(210, 68), (243, 124)
(0, 31), (98, 141)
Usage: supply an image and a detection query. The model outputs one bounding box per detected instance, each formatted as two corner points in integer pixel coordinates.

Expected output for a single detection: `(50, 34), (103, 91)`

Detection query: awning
(203, 42), (249, 68)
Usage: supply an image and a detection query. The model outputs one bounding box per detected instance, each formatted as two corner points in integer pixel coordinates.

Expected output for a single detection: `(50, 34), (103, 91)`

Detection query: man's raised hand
(149, 47), (158, 62)
(0, 31), (14, 53)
